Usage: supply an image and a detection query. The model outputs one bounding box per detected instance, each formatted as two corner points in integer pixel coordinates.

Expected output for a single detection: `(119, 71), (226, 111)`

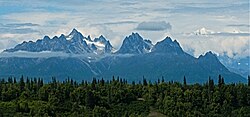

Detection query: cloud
(0, 23), (40, 34)
(164, 2), (249, 14)
(0, 51), (71, 58)
(0, 28), (39, 34)
(120, 1), (138, 6)
(91, 21), (138, 26)
(179, 29), (250, 58)
(227, 24), (250, 27)
(1, 12), (72, 25)
(211, 32), (250, 37)
(135, 21), (172, 31)
(180, 37), (250, 58)
(188, 27), (250, 37)
(0, 33), (41, 52)
(1, 23), (40, 28)
(0, 39), (18, 52)
(0, 51), (135, 59)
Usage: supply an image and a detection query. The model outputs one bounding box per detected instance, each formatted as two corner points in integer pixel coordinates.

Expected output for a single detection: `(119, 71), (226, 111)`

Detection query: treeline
(0, 75), (249, 116)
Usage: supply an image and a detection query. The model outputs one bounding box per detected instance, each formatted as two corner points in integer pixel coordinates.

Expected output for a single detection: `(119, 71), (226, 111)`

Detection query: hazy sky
(0, 0), (249, 58)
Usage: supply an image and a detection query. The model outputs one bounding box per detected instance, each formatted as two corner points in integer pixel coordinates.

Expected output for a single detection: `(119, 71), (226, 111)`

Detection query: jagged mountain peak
(197, 51), (228, 73)
(127, 32), (143, 41)
(59, 34), (65, 37)
(151, 36), (184, 54)
(131, 32), (140, 36)
(52, 36), (58, 39)
(69, 28), (79, 35)
(94, 35), (108, 43)
(116, 32), (153, 54)
(205, 51), (216, 56)
(86, 35), (92, 41)
(163, 36), (172, 41)
(66, 28), (84, 42)
(198, 51), (218, 60)
(159, 36), (180, 45)
(43, 35), (50, 40)
(144, 39), (152, 44)
(99, 35), (105, 39)
(104, 40), (114, 53)
(198, 51), (223, 69)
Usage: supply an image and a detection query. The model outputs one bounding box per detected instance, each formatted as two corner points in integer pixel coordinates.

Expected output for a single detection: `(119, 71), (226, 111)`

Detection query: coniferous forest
(0, 75), (249, 117)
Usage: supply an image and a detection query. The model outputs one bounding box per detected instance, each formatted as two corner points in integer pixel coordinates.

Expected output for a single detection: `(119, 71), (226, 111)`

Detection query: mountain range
(4, 29), (114, 54)
(0, 29), (247, 83)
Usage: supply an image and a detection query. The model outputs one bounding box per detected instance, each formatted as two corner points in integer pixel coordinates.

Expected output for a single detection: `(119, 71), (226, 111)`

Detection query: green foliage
(0, 75), (249, 116)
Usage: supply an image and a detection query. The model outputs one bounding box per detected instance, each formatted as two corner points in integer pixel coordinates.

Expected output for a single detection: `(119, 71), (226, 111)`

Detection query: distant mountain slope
(0, 29), (247, 83)
(218, 55), (250, 77)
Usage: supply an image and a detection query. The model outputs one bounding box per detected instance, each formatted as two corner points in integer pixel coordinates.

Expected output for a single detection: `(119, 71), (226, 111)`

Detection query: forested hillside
(0, 75), (249, 116)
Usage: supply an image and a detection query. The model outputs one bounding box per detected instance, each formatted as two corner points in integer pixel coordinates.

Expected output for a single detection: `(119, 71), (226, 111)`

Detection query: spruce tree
(143, 77), (147, 86)
(20, 75), (25, 91)
(161, 76), (165, 83)
(218, 75), (222, 88)
(248, 76), (250, 86)
(183, 76), (187, 85)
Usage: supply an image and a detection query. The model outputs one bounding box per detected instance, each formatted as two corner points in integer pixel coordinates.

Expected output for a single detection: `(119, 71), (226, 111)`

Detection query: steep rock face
(116, 33), (153, 54)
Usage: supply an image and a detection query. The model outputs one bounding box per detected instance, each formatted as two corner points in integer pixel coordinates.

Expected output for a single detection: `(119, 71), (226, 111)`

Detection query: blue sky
(0, 0), (249, 58)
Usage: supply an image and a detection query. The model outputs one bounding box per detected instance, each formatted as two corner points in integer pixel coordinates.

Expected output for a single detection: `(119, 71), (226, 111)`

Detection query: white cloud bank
(0, 51), (136, 59)
(179, 27), (250, 58)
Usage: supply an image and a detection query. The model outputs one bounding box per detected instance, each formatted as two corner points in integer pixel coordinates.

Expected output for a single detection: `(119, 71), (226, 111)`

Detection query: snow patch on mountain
(194, 27), (215, 35)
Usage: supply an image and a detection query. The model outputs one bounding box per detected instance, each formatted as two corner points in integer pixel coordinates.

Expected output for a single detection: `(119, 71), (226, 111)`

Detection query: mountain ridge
(4, 29), (114, 54)
(0, 29), (247, 83)
(3, 29), (187, 56)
